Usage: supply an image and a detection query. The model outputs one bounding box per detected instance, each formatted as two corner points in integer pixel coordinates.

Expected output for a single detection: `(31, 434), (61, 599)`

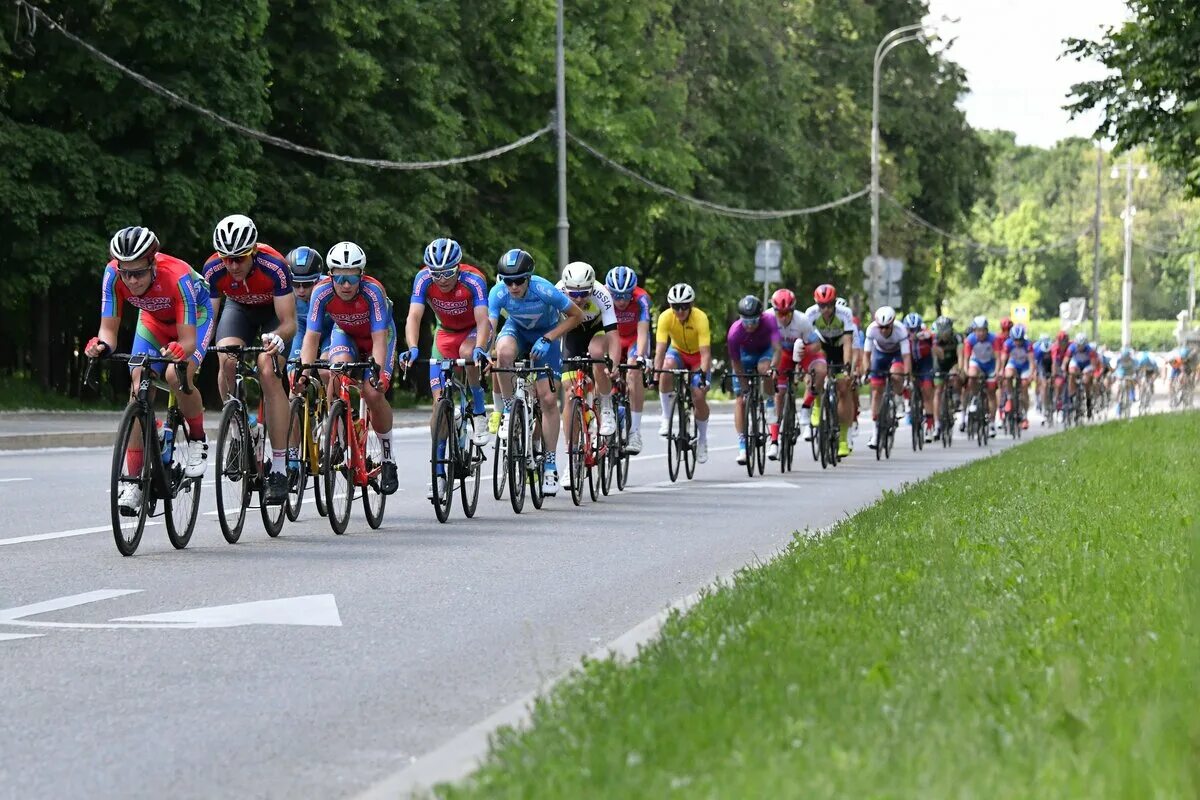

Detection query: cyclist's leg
(361, 326), (396, 435)
(626, 342), (645, 434)
(659, 348), (684, 420)
(868, 350), (888, 420)
(535, 336), (564, 459)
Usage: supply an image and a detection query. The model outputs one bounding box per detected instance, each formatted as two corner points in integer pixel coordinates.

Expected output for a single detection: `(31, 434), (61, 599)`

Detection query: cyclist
(400, 238), (492, 449)
(805, 285), (856, 457)
(607, 265), (652, 454)
(1064, 331), (1102, 417)
(1032, 333), (1054, 418)
(1049, 330), (1072, 412)
(864, 306), (911, 450)
(488, 248), (585, 496)
(999, 316), (1013, 342)
(726, 295), (782, 464)
(298, 242), (399, 495)
(997, 323), (1033, 430)
(285, 246), (334, 379)
(1112, 346), (1138, 407)
(962, 316), (999, 437)
(84, 226), (214, 513)
(654, 283), (713, 463)
(557, 262), (621, 441)
(1137, 349), (1159, 404)
(905, 312), (935, 443)
(766, 288), (819, 458)
(204, 214), (296, 504)
(931, 316), (962, 440)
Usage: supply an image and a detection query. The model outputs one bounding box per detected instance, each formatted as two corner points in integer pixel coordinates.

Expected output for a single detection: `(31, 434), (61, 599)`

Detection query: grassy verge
(440, 414), (1199, 799)
(0, 373), (122, 411)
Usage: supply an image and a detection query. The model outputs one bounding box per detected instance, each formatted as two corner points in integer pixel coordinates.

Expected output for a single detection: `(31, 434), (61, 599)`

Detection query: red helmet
(1000, 316), (1013, 333)
(813, 284), (837, 304)
(771, 288), (796, 313)
(1056, 330), (1069, 343)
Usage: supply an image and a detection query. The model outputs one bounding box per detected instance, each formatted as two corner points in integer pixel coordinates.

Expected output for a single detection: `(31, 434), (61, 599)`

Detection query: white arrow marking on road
(0, 477), (33, 483)
(0, 522), (162, 547)
(0, 592), (341, 630)
(0, 632), (45, 642)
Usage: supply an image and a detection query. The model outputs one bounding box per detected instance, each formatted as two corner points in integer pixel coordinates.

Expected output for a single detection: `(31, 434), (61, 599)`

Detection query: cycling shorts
(497, 319), (563, 379)
(968, 357), (997, 381)
(215, 299), (279, 344)
(1005, 361), (1033, 380)
(869, 349), (905, 380)
(664, 347), (709, 389)
(132, 312), (213, 372)
(328, 320), (398, 383)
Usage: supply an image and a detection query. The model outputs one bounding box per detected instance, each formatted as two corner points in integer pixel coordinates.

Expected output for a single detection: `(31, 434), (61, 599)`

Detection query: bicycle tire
(586, 404), (599, 503)
(568, 399), (586, 506)
(744, 391), (758, 478)
(492, 414), (508, 500)
(753, 398), (767, 475)
(507, 400), (527, 514)
(284, 397), (306, 522)
(599, 426), (613, 497)
(667, 394), (682, 483)
(361, 423), (386, 530)
(883, 395), (895, 459)
(110, 402), (151, 556)
(780, 393), (795, 472)
(460, 429), (483, 518)
(164, 412), (200, 550)
(215, 401), (250, 544)
(311, 393), (329, 517)
(615, 396), (630, 491)
(324, 400), (354, 534)
(433, 401), (459, 524)
(682, 403), (697, 480)
(260, 424), (287, 540)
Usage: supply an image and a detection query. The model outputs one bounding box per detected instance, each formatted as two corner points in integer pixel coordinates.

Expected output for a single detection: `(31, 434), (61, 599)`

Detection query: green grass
(1028, 319), (1179, 351)
(439, 414), (1199, 799)
(0, 373), (122, 410)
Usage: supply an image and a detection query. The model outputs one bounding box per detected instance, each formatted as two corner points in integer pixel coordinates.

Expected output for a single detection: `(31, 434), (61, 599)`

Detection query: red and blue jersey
(202, 244), (292, 306)
(614, 287), (652, 342)
(307, 275), (391, 342)
(1002, 337), (1033, 365)
(1065, 342), (1099, 365)
(409, 264), (488, 332)
(964, 331), (998, 363)
(101, 253), (211, 340)
(910, 328), (935, 361)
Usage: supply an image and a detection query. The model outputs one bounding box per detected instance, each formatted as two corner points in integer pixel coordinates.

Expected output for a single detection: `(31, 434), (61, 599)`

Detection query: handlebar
(211, 344), (283, 378)
(490, 361), (558, 392)
(85, 352), (193, 395)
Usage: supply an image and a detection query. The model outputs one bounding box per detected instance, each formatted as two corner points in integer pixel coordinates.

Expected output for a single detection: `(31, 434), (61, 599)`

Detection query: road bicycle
(1138, 373), (1155, 415)
(88, 353), (201, 556)
(562, 356), (614, 505)
(421, 357), (487, 523)
(808, 364), (847, 469)
(911, 375), (927, 451)
(965, 377), (990, 447)
(1115, 375), (1137, 420)
(723, 370), (768, 477)
(874, 372), (901, 460)
(319, 358), (386, 534)
(286, 359), (330, 521)
(490, 361), (554, 514)
(652, 367), (701, 483)
(934, 371), (956, 447)
(210, 344), (289, 542)
(1004, 374), (1023, 439)
(775, 368), (798, 472)
(611, 363), (647, 491)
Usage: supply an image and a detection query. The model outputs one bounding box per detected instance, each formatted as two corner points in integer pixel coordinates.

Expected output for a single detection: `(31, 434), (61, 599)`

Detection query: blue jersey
(487, 276), (572, 332)
(1033, 340), (1053, 363)
(1137, 352), (1157, 370)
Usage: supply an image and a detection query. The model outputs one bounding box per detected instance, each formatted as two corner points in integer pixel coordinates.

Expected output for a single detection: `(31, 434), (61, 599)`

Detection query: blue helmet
(605, 265), (638, 295)
(903, 312), (922, 330)
(423, 238), (462, 273)
(1011, 323), (1027, 340)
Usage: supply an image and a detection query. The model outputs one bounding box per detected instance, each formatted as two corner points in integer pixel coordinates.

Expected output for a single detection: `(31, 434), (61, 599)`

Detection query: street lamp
(1111, 152), (1148, 348)
(871, 24), (927, 260)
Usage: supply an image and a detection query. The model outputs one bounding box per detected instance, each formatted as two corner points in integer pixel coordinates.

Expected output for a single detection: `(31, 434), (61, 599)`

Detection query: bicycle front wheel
(753, 399), (767, 475)
(568, 399), (585, 506)
(362, 423), (386, 529)
(615, 397), (631, 491)
(682, 404), (697, 480)
(215, 402), (250, 544)
(432, 400), (455, 523)
(460, 425), (483, 518)
(110, 403), (152, 556)
(164, 413), (200, 550)
(284, 397), (306, 522)
(492, 419), (508, 500)
(324, 400), (354, 534)
(529, 404), (546, 509)
(507, 400), (527, 514)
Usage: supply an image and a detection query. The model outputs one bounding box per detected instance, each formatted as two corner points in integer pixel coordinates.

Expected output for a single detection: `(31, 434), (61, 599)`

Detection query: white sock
(377, 429), (394, 462)
(697, 419), (708, 443)
(660, 392), (673, 417)
(272, 448), (286, 470)
(493, 390), (503, 412)
(598, 394), (610, 412)
(632, 411), (642, 433)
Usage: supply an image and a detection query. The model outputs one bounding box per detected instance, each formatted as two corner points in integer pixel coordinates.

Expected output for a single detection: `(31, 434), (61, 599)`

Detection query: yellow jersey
(656, 307), (711, 355)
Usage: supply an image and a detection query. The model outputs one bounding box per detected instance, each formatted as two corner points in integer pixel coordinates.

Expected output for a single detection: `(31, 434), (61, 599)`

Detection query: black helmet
(497, 248), (535, 278)
(286, 246), (325, 284)
(737, 294), (763, 318)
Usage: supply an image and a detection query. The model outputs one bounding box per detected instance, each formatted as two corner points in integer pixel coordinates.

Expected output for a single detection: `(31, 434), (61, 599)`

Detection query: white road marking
(0, 632), (44, 642)
(0, 522), (162, 547)
(0, 589), (143, 622)
(0, 477), (33, 483)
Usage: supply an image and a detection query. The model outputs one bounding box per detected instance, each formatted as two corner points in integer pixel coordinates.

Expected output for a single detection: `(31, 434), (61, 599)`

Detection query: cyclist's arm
(403, 301), (424, 353)
(93, 316), (120, 354)
(172, 321), (197, 358)
(843, 336), (854, 375)
(272, 292), (297, 341)
(369, 328), (389, 375)
(901, 338), (912, 375)
(604, 328), (621, 368)
(635, 320), (650, 362)
(473, 304), (492, 352)
(699, 344), (712, 376)
(300, 329), (323, 368)
(544, 301), (584, 342)
(653, 339), (668, 371)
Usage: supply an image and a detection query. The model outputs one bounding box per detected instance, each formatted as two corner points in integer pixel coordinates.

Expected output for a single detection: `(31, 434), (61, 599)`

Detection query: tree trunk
(35, 290), (51, 391)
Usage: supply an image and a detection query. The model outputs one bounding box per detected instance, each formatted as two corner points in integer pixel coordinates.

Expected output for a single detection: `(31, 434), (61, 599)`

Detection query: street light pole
(871, 23), (925, 259)
(1091, 145), (1102, 340)
(555, 0), (569, 271)
(1120, 153), (1134, 348)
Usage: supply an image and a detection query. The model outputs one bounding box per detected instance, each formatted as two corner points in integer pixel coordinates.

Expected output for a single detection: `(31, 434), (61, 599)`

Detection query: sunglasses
(741, 315), (761, 325)
(817, 302), (834, 309)
(670, 303), (692, 312)
(612, 292), (633, 301)
(431, 269), (458, 281)
(567, 289), (591, 299)
(118, 267), (153, 279)
(331, 274), (361, 286)
(501, 275), (529, 286)
(222, 251), (253, 263)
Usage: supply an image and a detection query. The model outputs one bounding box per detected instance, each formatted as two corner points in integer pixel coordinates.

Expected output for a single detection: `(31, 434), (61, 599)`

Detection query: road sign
(1059, 297), (1086, 328)
(755, 239), (782, 284)
(863, 256), (902, 310)
(1010, 304), (1030, 325)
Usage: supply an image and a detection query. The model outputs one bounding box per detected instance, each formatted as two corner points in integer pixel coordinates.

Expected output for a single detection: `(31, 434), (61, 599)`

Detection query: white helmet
(973, 315), (989, 330)
(874, 305), (896, 326)
(667, 283), (695, 305)
(212, 214), (258, 257)
(327, 241), (367, 271)
(561, 261), (595, 291)
(835, 297), (850, 311)
(109, 226), (159, 262)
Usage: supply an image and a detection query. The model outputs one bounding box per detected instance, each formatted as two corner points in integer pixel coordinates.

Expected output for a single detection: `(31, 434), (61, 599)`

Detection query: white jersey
(804, 304), (856, 342)
(864, 321), (911, 355)
(767, 308), (818, 351)
(554, 280), (617, 327)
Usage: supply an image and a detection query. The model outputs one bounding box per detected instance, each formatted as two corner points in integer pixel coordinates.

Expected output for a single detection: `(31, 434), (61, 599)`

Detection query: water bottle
(160, 421), (174, 465)
(617, 404), (627, 426)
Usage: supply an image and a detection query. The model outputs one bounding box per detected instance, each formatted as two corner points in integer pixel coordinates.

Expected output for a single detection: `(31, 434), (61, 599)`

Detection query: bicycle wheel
(683, 405), (697, 480)
(666, 395), (682, 483)
(492, 412), (508, 500)
(883, 396), (895, 459)
(586, 406), (599, 503)
(599, 428), (613, 497)
(324, 400), (354, 534)
(780, 394), (795, 472)
(109, 403), (151, 556)
(616, 396), (631, 491)
(753, 399), (767, 475)
(164, 413), (200, 550)
(311, 395), (329, 517)
(568, 399), (586, 506)
(507, 400), (527, 514)
(362, 423), (386, 529)
(744, 396), (758, 478)
(215, 401), (250, 544)
(460, 421), (483, 518)
(284, 397), (306, 522)
(260, 416), (287, 539)
(529, 404), (546, 509)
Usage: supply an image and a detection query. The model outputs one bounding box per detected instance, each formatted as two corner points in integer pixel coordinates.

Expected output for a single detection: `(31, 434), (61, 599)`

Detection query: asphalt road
(0, 402), (1127, 799)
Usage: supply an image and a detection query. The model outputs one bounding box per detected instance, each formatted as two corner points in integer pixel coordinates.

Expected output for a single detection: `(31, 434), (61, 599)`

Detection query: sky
(924, 0), (1130, 148)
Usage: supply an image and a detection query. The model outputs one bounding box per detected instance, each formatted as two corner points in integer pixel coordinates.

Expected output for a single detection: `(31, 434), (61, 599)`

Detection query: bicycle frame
(328, 361), (379, 489)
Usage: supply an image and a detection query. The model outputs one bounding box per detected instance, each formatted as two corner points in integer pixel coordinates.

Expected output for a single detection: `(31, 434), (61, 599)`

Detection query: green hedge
(1026, 320), (1180, 351)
